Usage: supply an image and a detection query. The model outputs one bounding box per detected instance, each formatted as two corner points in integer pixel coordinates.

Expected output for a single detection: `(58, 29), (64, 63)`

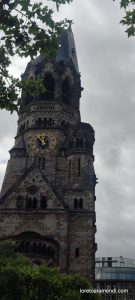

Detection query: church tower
(0, 31), (97, 283)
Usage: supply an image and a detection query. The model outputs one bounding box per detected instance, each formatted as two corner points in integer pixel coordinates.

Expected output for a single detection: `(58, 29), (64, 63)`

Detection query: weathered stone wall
(0, 211), (68, 271)
(68, 212), (95, 282)
(0, 46), (97, 284)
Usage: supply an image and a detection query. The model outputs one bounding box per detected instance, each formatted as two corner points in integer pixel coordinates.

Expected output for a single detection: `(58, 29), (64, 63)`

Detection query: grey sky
(0, 0), (135, 259)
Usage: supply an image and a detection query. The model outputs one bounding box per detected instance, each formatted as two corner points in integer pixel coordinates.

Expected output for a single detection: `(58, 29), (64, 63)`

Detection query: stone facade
(0, 31), (97, 283)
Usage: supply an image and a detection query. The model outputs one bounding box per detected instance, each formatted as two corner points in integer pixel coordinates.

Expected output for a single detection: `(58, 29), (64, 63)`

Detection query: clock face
(27, 132), (56, 155)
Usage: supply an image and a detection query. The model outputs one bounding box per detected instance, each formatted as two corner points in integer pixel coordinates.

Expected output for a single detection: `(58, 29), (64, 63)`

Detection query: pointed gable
(0, 164), (67, 210)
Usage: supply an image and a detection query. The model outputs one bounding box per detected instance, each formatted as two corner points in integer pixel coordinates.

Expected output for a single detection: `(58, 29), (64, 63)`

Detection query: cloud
(0, 0), (135, 259)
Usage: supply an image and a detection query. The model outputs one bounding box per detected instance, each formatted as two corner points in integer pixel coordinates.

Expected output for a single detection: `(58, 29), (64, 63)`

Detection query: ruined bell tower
(0, 31), (97, 283)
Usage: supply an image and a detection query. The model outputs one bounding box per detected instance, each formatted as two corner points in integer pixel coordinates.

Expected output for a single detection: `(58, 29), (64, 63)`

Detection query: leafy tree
(114, 0), (135, 36)
(0, 0), (73, 112)
(0, 241), (101, 300)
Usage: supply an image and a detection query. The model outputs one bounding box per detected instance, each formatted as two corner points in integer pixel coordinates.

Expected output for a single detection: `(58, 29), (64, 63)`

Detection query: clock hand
(38, 135), (48, 146)
(37, 135), (46, 144)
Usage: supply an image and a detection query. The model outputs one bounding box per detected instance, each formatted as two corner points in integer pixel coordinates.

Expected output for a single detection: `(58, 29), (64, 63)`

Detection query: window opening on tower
(36, 118), (41, 127)
(74, 198), (83, 209)
(77, 158), (81, 176)
(68, 138), (73, 149)
(40, 195), (47, 209)
(62, 76), (71, 104)
(43, 72), (55, 100)
(76, 138), (83, 148)
(75, 247), (80, 258)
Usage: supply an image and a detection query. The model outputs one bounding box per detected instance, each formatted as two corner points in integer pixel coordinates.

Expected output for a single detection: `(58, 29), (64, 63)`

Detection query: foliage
(114, 0), (135, 36)
(0, 241), (100, 300)
(0, 240), (32, 267)
(0, 0), (73, 112)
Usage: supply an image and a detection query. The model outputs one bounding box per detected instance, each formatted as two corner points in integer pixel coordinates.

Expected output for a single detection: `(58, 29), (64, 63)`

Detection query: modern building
(0, 31), (97, 283)
(95, 256), (135, 300)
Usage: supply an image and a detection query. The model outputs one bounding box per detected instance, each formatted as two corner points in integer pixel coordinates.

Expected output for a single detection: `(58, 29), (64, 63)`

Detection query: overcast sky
(0, 0), (135, 259)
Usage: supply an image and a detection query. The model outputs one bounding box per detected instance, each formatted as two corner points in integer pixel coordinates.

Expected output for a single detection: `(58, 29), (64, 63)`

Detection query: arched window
(68, 138), (73, 149)
(19, 241), (25, 252)
(40, 195), (47, 210)
(36, 118), (41, 128)
(51, 248), (55, 259)
(74, 198), (83, 209)
(43, 118), (47, 127)
(77, 138), (83, 148)
(86, 139), (90, 148)
(76, 138), (79, 147)
(79, 198), (83, 209)
(47, 245), (51, 257)
(75, 247), (80, 258)
(74, 198), (78, 209)
(37, 243), (42, 255)
(78, 158), (81, 176)
(26, 197), (32, 209)
(62, 76), (71, 104)
(25, 241), (30, 252)
(32, 242), (37, 253)
(33, 197), (37, 209)
(49, 118), (54, 126)
(42, 244), (47, 255)
(43, 72), (55, 100)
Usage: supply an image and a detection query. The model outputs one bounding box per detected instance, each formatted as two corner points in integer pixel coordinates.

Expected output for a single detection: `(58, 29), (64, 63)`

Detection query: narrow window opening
(51, 248), (55, 259)
(74, 198), (83, 209)
(26, 197), (32, 209)
(49, 118), (54, 126)
(43, 118), (47, 127)
(77, 138), (83, 148)
(19, 242), (25, 252)
(42, 244), (47, 255)
(33, 197), (37, 209)
(79, 198), (83, 209)
(74, 198), (78, 209)
(77, 158), (81, 176)
(40, 195), (47, 210)
(68, 138), (73, 149)
(37, 243), (42, 254)
(77, 138), (79, 147)
(47, 245), (51, 256)
(44, 73), (55, 100)
(25, 241), (30, 252)
(80, 138), (83, 147)
(32, 242), (37, 253)
(36, 118), (41, 128)
(86, 139), (90, 148)
(62, 77), (71, 104)
(75, 247), (80, 258)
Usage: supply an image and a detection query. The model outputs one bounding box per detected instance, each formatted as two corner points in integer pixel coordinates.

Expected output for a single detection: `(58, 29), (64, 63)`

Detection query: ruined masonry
(0, 31), (97, 283)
